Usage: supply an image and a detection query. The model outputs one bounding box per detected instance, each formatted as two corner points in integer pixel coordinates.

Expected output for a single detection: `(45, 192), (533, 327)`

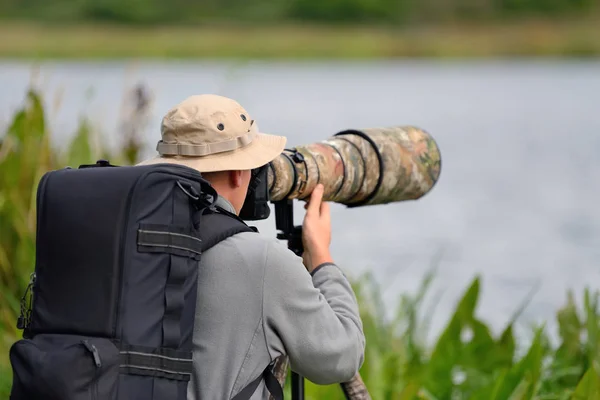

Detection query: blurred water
(1, 59), (599, 345)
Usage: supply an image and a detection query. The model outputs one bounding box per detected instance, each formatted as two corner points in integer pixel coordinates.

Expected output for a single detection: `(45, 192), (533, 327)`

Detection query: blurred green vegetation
(1, 0), (599, 58)
(2, 88), (600, 398)
(2, 19), (600, 59)
(0, 0), (598, 25)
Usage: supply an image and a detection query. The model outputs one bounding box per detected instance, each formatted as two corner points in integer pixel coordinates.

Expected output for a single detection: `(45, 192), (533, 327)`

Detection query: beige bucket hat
(137, 94), (287, 172)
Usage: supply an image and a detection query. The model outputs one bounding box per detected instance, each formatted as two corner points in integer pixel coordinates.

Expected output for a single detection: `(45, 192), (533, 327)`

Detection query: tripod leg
(271, 356), (289, 388)
(291, 372), (304, 400)
(340, 373), (371, 400)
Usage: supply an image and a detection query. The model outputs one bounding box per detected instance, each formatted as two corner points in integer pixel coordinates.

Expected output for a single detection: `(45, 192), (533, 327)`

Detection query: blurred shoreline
(1, 18), (600, 59)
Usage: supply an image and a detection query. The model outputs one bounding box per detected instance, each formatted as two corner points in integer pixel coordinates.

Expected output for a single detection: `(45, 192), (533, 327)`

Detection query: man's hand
(301, 184), (334, 272)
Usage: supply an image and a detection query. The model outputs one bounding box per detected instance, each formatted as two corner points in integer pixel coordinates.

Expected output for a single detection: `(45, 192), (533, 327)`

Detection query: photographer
(138, 94), (366, 400)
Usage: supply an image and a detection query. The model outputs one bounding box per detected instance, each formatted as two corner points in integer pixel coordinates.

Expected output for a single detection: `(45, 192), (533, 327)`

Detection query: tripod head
(274, 200), (304, 257)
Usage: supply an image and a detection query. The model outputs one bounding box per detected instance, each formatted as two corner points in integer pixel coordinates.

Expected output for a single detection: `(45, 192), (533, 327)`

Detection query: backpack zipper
(113, 173), (141, 338)
(82, 340), (102, 400)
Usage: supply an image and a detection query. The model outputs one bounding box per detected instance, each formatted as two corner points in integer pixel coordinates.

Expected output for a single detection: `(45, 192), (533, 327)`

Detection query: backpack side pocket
(9, 334), (120, 400)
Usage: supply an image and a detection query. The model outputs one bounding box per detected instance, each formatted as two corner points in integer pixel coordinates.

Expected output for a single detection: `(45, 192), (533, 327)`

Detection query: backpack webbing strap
(161, 186), (194, 350)
(137, 224), (203, 261)
(263, 367), (284, 400)
(118, 344), (193, 382)
(231, 362), (284, 400)
(149, 186), (197, 398)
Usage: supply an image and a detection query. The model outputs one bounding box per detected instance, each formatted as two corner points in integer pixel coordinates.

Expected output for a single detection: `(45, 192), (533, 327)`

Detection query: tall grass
(1, 88), (599, 399)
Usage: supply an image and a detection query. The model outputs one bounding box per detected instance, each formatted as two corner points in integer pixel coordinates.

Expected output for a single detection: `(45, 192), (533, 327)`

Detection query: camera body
(239, 164), (271, 221)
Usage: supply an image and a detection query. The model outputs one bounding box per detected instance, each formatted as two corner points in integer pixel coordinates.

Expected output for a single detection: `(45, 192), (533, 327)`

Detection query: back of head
(137, 94), (287, 212)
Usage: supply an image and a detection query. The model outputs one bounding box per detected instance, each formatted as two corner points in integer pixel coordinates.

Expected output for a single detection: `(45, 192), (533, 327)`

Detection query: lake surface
(1, 59), (599, 345)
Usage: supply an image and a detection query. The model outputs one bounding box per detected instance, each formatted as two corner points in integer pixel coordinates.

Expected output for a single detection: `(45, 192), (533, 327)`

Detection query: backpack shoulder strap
(195, 208), (283, 400)
(197, 207), (257, 253)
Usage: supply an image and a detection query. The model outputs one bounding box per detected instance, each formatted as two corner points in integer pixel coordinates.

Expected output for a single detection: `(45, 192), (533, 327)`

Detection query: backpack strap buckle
(177, 180), (216, 209)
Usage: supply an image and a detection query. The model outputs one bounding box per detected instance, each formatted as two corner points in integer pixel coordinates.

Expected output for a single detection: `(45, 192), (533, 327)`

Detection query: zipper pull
(82, 340), (102, 368)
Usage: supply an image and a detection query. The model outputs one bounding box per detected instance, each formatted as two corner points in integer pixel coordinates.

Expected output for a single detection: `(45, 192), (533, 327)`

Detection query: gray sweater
(186, 198), (365, 399)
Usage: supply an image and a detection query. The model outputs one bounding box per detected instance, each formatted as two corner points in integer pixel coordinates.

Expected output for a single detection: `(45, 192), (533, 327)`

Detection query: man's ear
(228, 170), (243, 188)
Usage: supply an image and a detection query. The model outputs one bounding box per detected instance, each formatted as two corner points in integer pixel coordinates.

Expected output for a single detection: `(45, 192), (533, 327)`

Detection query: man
(138, 94), (365, 400)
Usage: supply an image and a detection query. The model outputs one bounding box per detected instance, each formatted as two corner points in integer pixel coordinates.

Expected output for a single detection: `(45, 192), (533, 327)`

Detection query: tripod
(274, 199), (305, 400)
(273, 199), (371, 400)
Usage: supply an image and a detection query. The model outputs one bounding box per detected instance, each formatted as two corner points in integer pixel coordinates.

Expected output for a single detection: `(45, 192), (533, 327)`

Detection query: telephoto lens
(267, 126), (441, 207)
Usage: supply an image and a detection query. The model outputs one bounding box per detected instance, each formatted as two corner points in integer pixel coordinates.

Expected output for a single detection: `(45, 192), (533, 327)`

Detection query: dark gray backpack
(8, 161), (283, 400)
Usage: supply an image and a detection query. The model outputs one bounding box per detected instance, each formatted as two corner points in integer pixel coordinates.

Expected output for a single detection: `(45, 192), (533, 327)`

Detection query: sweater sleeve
(262, 240), (365, 385)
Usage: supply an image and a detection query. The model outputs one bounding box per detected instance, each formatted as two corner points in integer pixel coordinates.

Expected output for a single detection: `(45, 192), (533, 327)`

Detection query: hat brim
(136, 132), (287, 173)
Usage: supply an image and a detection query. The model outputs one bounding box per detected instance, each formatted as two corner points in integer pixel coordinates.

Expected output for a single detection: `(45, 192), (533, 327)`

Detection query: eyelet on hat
(217, 123), (225, 131)
(241, 114), (247, 121)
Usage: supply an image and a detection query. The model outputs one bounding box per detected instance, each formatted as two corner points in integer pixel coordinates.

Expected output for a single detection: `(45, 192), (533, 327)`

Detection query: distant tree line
(0, 0), (597, 25)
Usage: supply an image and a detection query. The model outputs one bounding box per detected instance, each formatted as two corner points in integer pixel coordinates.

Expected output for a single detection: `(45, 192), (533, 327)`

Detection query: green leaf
(425, 277), (482, 398)
(571, 366), (600, 400)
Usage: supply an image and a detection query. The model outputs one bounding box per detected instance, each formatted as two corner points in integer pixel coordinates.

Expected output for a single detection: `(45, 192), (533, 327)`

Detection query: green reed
(1, 89), (599, 399)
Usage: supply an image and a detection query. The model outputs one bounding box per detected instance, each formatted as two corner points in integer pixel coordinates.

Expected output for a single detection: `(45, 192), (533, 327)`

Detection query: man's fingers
(320, 199), (331, 226)
(320, 199), (330, 220)
(307, 184), (324, 215)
